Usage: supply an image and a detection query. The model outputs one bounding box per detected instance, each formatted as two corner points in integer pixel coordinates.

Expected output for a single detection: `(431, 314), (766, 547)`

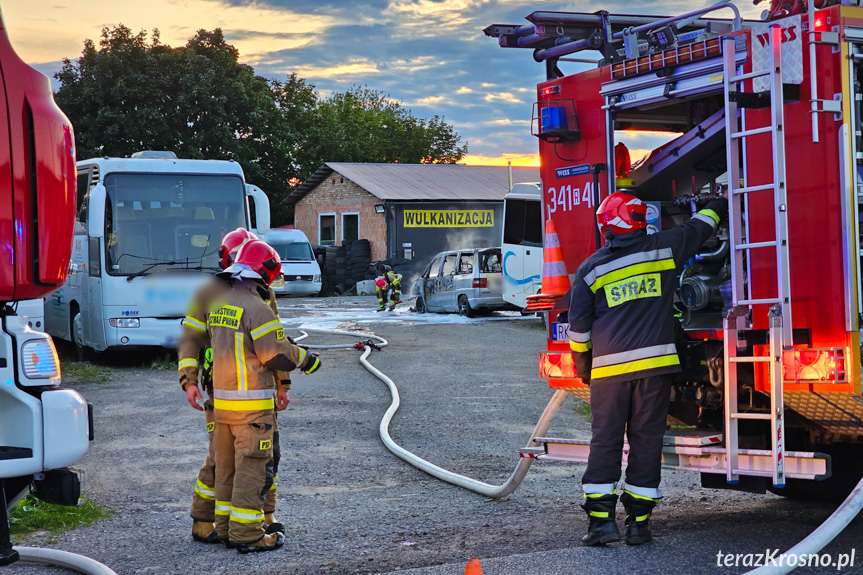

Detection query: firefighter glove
(706, 197), (728, 222)
(301, 352), (321, 374)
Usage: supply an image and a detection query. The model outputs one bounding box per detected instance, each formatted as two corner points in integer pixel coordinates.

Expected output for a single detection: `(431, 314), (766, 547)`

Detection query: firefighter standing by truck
(375, 264), (402, 311)
(178, 229), (291, 547)
(207, 239), (321, 552)
(568, 191), (727, 546)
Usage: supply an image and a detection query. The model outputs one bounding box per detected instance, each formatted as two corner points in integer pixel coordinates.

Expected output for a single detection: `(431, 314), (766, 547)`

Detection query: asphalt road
(7, 296), (863, 575)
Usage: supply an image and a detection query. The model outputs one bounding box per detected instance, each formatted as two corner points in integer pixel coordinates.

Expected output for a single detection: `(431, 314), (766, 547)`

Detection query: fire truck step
(731, 126), (773, 139)
(729, 356), (771, 363)
(0, 446), (32, 460)
(524, 437), (830, 481)
(733, 183), (774, 194)
(729, 69), (771, 83)
(737, 298), (781, 306)
(730, 413), (772, 421)
(736, 240), (778, 250)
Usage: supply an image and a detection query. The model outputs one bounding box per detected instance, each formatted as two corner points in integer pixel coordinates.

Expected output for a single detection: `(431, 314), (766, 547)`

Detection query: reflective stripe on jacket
(208, 279), (306, 424)
(178, 277), (289, 392)
(568, 203), (722, 384)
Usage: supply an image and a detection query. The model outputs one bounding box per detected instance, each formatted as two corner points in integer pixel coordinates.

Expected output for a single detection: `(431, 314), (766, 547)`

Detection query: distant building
(286, 162), (540, 269)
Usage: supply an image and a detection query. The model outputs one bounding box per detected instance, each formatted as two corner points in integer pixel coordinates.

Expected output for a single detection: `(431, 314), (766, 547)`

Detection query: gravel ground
(6, 296), (863, 575)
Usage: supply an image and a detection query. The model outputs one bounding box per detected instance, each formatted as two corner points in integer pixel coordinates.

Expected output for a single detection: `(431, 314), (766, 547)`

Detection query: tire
(458, 295), (475, 318)
(72, 311), (93, 362)
(415, 296), (426, 313)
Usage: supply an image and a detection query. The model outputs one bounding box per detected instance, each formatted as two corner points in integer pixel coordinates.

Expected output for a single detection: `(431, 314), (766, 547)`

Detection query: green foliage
(55, 27), (468, 227)
(9, 494), (110, 537)
(149, 353), (176, 370)
(574, 399), (592, 422)
(61, 362), (112, 384)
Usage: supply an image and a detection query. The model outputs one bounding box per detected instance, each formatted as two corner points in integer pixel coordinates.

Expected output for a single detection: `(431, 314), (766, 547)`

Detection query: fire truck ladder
(721, 25), (792, 488)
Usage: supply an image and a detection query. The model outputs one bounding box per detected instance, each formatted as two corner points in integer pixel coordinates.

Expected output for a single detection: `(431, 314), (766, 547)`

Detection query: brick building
(287, 162), (540, 269)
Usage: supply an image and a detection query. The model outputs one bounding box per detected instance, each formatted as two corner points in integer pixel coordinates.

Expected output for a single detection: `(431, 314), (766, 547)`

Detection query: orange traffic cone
(524, 219), (571, 311)
(464, 558), (483, 575)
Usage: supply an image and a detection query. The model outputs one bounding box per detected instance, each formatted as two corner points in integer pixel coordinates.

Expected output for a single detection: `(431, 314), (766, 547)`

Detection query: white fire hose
(12, 547), (117, 575)
(296, 326), (567, 497)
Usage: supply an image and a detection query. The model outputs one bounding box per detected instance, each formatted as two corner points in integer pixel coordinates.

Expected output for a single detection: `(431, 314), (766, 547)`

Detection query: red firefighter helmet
(235, 239), (282, 285)
(596, 192), (647, 236)
(219, 228), (258, 269)
(375, 277), (387, 289)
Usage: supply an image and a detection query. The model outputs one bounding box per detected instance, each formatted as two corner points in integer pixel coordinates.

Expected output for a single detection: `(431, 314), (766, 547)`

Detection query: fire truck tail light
(782, 348), (846, 383)
(539, 352), (577, 380)
(21, 339), (60, 380)
(542, 85), (561, 96)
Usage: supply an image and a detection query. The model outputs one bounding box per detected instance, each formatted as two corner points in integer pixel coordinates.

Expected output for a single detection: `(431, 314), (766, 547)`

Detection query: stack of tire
(321, 245), (343, 295)
(320, 240), (372, 294)
(345, 239), (372, 291)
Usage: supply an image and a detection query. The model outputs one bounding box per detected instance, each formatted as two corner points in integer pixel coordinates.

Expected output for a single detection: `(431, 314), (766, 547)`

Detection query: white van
(501, 182), (543, 310)
(263, 229), (322, 296)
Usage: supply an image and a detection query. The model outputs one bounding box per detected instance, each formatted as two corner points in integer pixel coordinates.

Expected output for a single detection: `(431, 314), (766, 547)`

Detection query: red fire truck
(486, 0), (863, 500)
(0, 12), (91, 566)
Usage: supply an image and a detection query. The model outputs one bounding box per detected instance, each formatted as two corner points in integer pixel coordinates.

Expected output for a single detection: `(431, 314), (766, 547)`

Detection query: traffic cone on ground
(464, 558), (483, 575)
(525, 219), (571, 311)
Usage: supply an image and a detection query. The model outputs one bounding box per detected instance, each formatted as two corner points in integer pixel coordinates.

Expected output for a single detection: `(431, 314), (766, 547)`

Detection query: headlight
(313, 274), (321, 282)
(22, 339), (60, 379)
(109, 318), (140, 328)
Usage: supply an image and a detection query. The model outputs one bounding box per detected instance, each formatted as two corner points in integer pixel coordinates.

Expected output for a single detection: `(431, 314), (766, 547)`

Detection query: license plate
(271, 277), (285, 288)
(551, 322), (570, 342)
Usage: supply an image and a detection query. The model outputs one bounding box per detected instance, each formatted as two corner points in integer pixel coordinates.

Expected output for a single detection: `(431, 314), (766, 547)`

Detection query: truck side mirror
(245, 184), (271, 236)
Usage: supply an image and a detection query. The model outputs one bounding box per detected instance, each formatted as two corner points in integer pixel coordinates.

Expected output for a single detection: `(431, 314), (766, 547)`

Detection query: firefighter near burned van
(205, 239), (320, 552)
(567, 191), (727, 546)
(375, 264), (402, 311)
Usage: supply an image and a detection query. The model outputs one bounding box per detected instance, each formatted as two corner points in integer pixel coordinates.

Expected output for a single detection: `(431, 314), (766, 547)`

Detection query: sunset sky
(2, 0), (761, 166)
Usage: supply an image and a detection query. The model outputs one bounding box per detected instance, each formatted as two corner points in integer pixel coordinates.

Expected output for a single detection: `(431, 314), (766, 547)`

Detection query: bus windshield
(104, 173), (246, 275)
(270, 242), (314, 262)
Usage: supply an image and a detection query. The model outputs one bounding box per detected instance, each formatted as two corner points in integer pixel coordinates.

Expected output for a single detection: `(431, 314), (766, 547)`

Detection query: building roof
(286, 162), (540, 205)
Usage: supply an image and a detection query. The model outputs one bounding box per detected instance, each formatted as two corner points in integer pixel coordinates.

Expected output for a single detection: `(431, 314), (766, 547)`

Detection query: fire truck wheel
(458, 295), (475, 318)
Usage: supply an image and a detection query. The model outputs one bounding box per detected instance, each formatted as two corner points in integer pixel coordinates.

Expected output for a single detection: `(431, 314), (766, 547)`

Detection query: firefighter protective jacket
(381, 271), (401, 289)
(206, 279), (309, 424)
(179, 277), (289, 392)
(567, 198), (727, 385)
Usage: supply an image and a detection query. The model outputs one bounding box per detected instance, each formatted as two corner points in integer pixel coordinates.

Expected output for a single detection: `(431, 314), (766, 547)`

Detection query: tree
(55, 28), (468, 225)
(306, 85), (468, 173)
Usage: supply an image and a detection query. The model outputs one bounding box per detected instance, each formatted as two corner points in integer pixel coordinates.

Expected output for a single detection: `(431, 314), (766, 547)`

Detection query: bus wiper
(125, 261), (185, 281)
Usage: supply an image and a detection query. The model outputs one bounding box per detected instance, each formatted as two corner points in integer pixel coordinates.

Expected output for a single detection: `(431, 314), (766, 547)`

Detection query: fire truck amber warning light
(539, 351), (577, 380)
(21, 339), (60, 379)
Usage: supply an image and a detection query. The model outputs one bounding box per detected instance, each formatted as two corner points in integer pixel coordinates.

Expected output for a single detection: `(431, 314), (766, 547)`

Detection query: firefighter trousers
(582, 375), (673, 491)
(212, 413), (276, 544)
(190, 401), (281, 522)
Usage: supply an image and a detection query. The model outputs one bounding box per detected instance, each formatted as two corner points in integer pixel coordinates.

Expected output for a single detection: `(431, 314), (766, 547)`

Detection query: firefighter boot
(191, 521), (221, 544)
(620, 492), (657, 545)
(580, 494), (620, 546)
(235, 532), (285, 554)
(264, 513), (285, 535)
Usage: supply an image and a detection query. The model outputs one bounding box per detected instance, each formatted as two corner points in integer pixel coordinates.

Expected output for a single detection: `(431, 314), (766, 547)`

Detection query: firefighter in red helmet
(207, 239), (320, 553)
(178, 229), (290, 547)
(568, 191), (727, 546)
(375, 264), (402, 311)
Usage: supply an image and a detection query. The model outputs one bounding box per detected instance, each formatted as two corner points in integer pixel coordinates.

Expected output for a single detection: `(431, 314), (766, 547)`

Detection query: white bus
(44, 151), (270, 357)
(501, 182), (543, 310)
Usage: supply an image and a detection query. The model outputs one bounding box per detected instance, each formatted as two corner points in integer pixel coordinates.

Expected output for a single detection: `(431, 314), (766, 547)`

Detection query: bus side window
(77, 168), (90, 222)
(88, 237), (101, 277)
(523, 200), (542, 246)
(503, 199), (526, 245)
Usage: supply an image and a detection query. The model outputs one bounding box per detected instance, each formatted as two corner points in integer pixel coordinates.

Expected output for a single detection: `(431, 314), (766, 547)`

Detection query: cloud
(7, 0), (768, 162)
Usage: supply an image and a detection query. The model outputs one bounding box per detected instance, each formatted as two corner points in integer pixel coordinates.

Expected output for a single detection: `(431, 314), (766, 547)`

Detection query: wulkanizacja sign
(403, 210), (494, 228)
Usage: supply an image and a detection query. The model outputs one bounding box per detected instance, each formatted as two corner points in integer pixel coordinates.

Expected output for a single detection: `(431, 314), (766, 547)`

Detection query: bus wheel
(72, 312), (92, 362)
